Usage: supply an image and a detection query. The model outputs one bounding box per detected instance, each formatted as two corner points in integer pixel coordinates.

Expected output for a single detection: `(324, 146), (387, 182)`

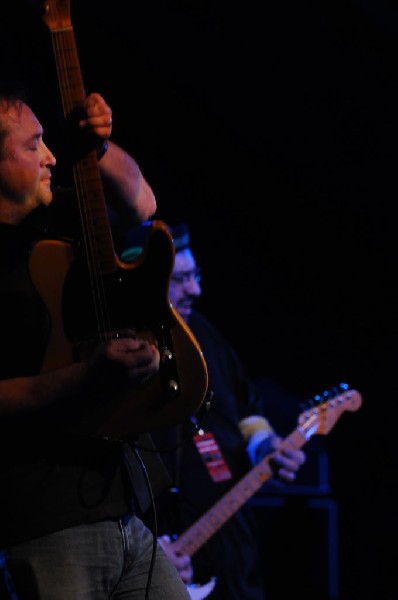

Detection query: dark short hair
(121, 221), (192, 263)
(168, 223), (191, 252)
(0, 80), (27, 156)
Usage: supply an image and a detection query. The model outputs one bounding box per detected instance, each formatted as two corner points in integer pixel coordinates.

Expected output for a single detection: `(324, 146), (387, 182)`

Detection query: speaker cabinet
(250, 494), (338, 600)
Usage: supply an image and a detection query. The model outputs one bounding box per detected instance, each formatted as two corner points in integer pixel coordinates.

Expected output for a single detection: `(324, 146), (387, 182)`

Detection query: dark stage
(1, 1), (397, 598)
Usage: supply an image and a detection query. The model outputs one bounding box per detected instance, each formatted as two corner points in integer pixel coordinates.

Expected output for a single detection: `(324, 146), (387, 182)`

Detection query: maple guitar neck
(172, 387), (362, 557)
(173, 427), (303, 556)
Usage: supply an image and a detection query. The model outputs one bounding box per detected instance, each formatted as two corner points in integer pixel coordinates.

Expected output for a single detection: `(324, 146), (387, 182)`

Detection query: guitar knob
(162, 347), (173, 363)
(168, 380), (179, 396)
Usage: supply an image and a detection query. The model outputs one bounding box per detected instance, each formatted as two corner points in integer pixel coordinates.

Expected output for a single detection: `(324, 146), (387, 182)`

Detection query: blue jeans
(0, 514), (190, 599)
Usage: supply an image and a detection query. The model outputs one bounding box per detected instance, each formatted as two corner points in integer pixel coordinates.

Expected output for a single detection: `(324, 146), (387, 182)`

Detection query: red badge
(193, 431), (232, 482)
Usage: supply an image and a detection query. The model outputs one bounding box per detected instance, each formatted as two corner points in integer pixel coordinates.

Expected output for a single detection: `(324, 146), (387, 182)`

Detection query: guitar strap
(123, 434), (172, 515)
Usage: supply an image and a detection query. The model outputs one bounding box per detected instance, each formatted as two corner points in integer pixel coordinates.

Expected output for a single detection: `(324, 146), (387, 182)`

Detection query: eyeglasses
(171, 267), (201, 285)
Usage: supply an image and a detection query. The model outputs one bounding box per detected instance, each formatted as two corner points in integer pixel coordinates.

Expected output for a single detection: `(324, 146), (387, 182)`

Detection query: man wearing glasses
(122, 222), (306, 600)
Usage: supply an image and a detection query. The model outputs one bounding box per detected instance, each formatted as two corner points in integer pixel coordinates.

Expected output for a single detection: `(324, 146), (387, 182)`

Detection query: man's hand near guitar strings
(78, 91), (113, 141)
(243, 418), (306, 483)
(269, 439), (306, 482)
(86, 335), (160, 393)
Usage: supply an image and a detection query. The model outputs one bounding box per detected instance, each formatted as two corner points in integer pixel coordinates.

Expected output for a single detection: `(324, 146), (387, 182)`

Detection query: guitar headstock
(40, 0), (71, 31)
(297, 384), (362, 439)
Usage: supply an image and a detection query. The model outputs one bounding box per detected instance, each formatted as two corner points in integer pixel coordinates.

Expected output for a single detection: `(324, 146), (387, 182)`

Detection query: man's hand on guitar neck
(240, 416), (306, 483)
(254, 433), (306, 483)
(79, 92), (112, 146)
(78, 92), (113, 145)
(71, 92), (157, 224)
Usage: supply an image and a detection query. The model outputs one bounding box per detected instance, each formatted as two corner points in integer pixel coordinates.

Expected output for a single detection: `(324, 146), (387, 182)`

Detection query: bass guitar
(30, 0), (208, 437)
(171, 385), (363, 598)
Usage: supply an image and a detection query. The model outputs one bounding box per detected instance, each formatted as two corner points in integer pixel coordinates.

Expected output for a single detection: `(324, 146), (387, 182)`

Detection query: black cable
(127, 444), (157, 600)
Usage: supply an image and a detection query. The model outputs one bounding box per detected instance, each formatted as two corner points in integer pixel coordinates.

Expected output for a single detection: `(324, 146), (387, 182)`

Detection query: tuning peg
(299, 382), (351, 413)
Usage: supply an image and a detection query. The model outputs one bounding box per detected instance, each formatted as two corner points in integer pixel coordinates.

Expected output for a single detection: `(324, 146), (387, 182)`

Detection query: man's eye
(29, 136), (42, 151)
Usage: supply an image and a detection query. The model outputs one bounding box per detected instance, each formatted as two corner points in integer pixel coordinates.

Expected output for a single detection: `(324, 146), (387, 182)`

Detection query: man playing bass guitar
(0, 81), (192, 599)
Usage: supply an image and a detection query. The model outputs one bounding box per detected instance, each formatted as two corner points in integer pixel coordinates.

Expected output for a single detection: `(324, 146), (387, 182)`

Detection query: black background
(1, 1), (397, 598)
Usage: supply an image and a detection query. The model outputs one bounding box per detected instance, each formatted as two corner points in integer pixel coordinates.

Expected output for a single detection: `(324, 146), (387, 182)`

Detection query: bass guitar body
(29, 220), (208, 438)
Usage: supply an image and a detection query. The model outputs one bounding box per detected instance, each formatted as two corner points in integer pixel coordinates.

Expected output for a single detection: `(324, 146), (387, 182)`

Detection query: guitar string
(66, 29), (114, 342)
(53, 28), (113, 344)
